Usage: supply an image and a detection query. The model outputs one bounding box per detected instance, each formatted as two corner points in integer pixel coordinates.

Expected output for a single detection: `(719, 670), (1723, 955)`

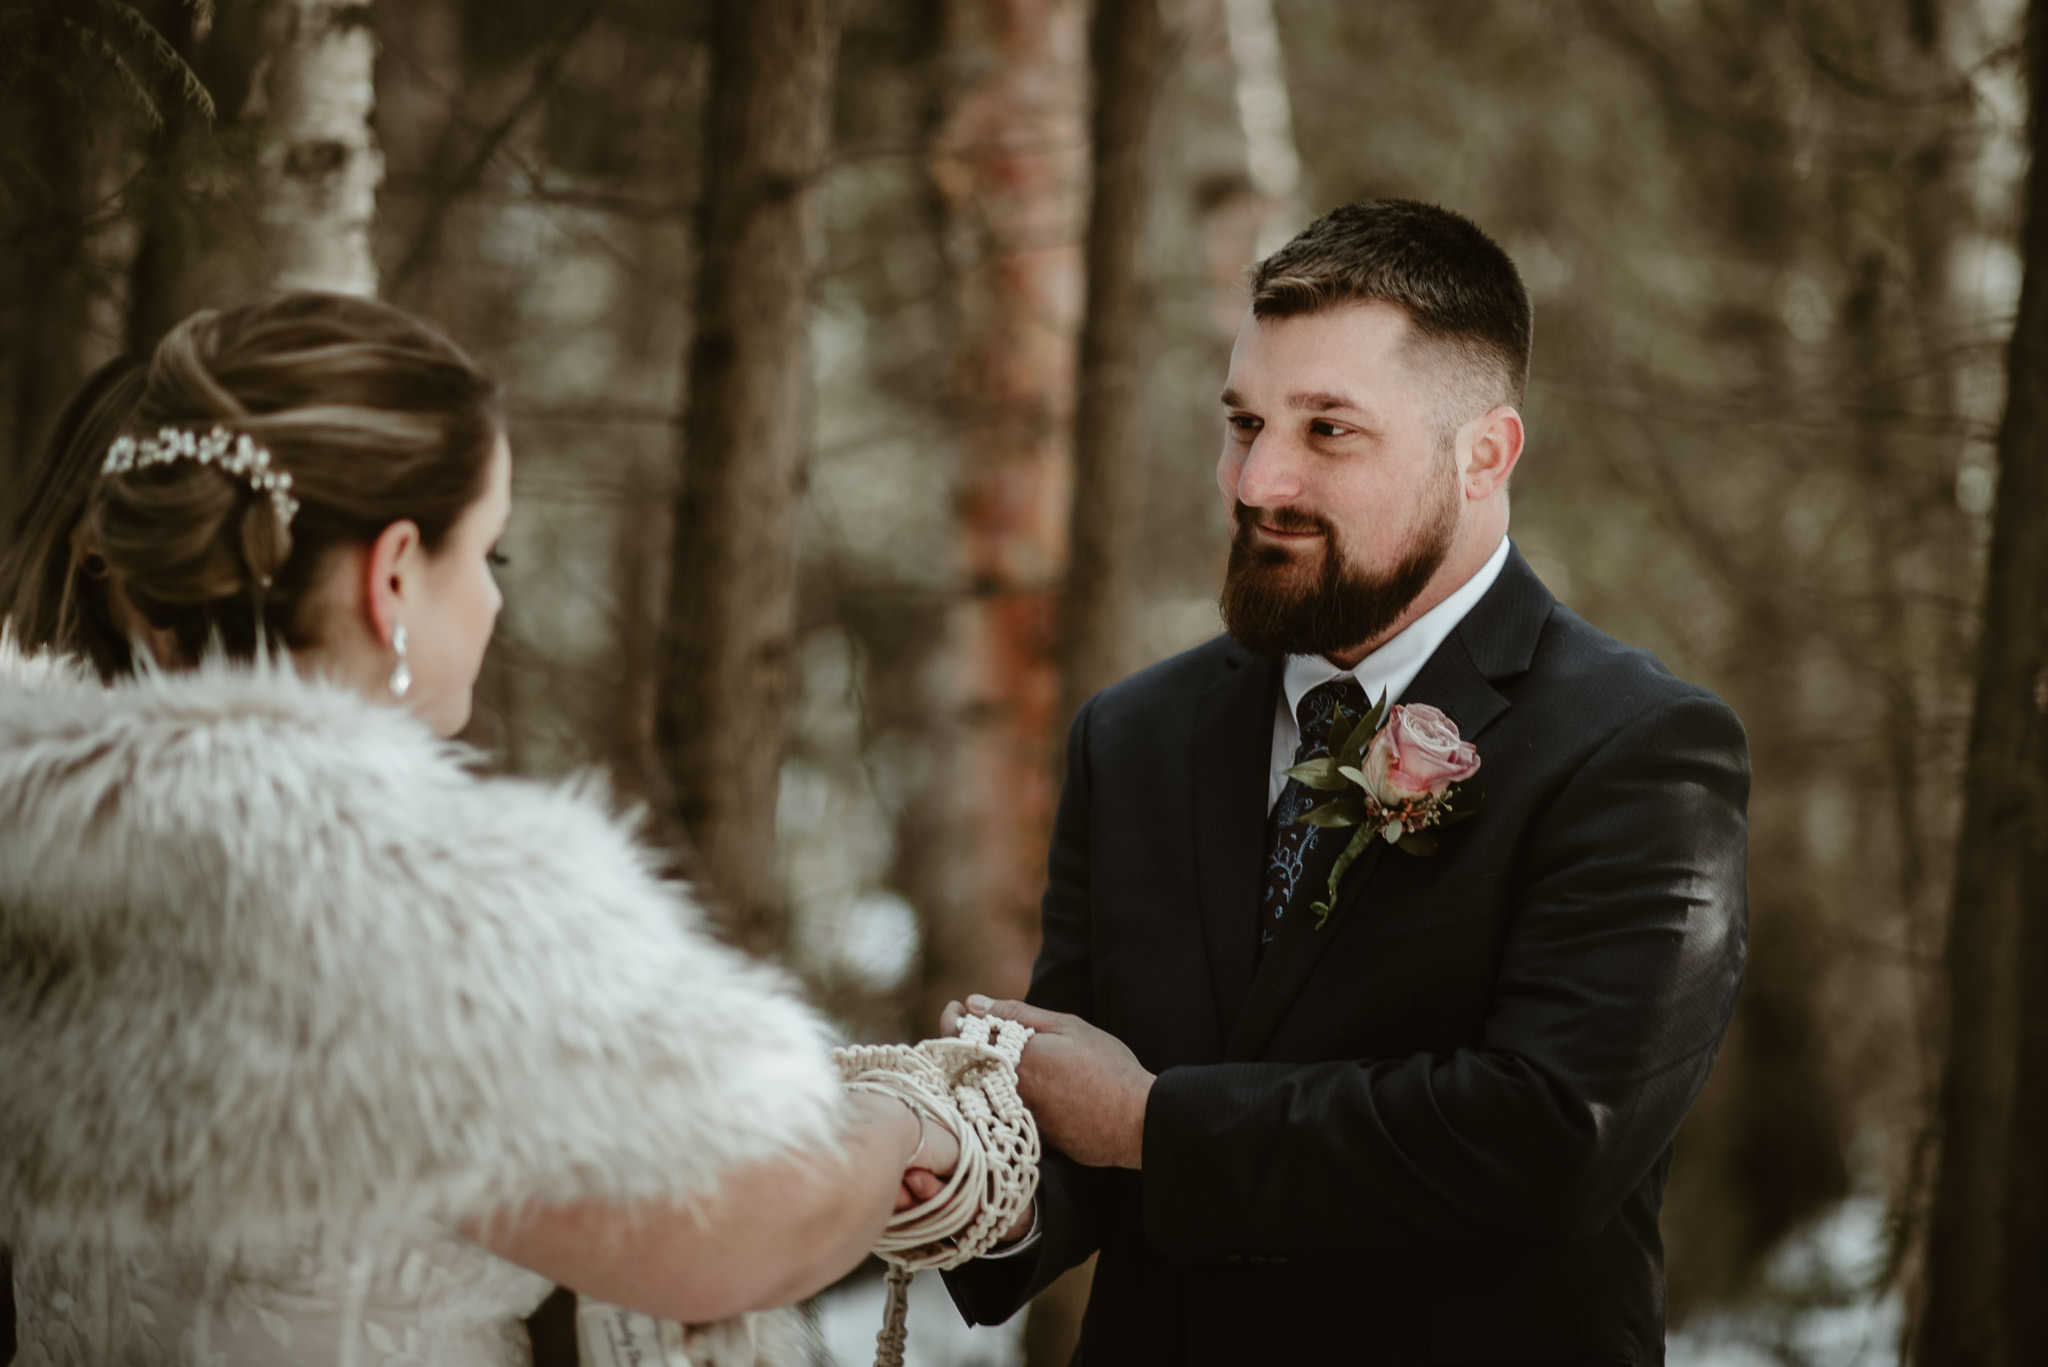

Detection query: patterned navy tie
(1260, 676), (1370, 959)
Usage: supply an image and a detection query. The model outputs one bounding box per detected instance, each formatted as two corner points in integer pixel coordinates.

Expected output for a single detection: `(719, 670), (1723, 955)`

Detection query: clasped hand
(893, 996), (1154, 1249)
(885, 1098), (961, 1215)
(941, 994), (1154, 1170)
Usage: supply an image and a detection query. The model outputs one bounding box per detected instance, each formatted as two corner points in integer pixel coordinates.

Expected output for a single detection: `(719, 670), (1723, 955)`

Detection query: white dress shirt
(1267, 536), (1510, 812)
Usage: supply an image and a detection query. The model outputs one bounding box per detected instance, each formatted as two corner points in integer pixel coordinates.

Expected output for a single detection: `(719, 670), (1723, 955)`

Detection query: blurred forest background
(5, 0), (2048, 1364)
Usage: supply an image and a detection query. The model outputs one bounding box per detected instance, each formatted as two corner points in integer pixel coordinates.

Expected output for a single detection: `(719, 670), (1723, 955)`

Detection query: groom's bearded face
(1215, 301), (1484, 661)
(1220, 444), (1460, 658)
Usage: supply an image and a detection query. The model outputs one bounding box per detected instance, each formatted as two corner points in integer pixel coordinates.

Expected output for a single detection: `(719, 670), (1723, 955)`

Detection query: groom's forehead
(1224, 313), (1436, 419)
(1233, 303), (1427, 373)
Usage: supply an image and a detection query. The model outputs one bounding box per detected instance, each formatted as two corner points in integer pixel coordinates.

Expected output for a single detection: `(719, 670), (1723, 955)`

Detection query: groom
(941, 200), (1749, 1364)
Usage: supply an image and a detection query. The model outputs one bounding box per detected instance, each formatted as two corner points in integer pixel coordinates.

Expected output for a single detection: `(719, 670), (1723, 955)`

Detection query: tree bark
(120, 0), (369, 350)
(1861, 0), (1976, 1340)
(1918, 4), (2048, 1363)
(123, 0), (203, 355)
(1006, 8), (1169, 1360)
(121, 0), (239, 353)
(248, 0), (383, 295)
(655, 0), (843, 956)
(1057, 0), (1166, 731)
(929, 0), (1090, 1001)
(0, 23), (134, 533)
(1220, 0), (1304, 253)
(0, 79), (100, 511)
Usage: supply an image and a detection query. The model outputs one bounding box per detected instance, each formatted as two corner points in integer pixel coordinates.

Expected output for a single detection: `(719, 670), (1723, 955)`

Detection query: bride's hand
(894, 1114), (960, 1212)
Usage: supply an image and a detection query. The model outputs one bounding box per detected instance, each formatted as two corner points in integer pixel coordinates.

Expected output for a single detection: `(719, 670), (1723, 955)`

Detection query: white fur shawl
(0, 646), (846, 1251)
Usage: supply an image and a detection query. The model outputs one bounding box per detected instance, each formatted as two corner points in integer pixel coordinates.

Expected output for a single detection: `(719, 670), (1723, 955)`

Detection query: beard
(1219, 460), (1459, 659)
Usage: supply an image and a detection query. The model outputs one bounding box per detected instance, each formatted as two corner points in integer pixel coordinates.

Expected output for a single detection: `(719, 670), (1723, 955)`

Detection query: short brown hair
(1251, 199), (1531, 408)
(45, 293), (500, 673)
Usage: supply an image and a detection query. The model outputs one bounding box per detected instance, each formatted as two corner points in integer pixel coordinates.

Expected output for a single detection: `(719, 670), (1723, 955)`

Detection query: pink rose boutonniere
(1286, 694), (1482, 929)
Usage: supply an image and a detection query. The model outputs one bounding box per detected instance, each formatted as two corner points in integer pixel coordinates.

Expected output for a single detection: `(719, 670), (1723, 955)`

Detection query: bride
(0, 293), (957, 1366)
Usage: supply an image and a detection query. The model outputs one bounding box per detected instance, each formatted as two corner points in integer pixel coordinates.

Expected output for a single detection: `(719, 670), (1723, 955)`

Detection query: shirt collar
(1282, 535), (1511, 721)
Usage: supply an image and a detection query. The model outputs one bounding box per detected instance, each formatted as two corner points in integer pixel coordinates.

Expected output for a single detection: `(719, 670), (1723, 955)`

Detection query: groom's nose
(1231, 429), (1307, 509)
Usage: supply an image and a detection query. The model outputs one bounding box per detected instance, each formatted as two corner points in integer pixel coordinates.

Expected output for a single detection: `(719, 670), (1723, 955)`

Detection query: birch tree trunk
(1221, 0), (1304, 254)
(247, 0), (383, 295)
(1057, 0), (1166, 730)
(655, 0), (843, 956)
(1918, 3), (2048, 1361)
(121, 0), (371, 349)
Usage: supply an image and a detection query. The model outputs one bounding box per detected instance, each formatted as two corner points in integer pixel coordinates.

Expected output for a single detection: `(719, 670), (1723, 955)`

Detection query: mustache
(1234, 503), (1333, 538)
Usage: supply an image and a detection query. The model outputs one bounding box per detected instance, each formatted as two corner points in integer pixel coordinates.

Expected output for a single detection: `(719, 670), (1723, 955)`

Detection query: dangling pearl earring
(389, 623), (412, 699)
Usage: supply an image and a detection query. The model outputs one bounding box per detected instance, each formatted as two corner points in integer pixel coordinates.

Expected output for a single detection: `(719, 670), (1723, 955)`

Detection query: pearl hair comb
(103, 426), (300, 559)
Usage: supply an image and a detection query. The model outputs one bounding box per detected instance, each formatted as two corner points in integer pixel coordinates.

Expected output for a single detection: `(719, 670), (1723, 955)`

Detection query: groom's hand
(943, 995), (1154, 1169)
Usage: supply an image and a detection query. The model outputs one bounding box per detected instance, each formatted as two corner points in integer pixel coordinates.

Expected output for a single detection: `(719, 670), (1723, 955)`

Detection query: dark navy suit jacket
(945, 546), (1749, 1366)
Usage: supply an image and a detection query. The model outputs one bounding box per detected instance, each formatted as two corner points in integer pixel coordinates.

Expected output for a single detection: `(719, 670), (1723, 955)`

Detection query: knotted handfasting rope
(834, 1014), (1040, 1367)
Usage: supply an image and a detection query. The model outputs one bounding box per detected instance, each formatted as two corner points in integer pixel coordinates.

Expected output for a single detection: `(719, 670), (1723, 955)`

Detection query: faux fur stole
(0, 645), (846, 1251)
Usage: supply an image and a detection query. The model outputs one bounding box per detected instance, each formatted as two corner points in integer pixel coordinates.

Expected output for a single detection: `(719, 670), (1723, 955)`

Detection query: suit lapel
(1191, 646), (1282, 1049)
(1222, 545), (1555, 1062)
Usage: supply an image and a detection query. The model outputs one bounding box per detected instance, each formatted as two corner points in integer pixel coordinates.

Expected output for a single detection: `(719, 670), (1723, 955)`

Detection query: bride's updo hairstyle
(70, 292), (500, 670)
(0, 353), (149, 679)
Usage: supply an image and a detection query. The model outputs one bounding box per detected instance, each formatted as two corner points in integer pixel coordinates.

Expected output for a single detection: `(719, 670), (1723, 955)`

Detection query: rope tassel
(834, 1014), (1040, 1367)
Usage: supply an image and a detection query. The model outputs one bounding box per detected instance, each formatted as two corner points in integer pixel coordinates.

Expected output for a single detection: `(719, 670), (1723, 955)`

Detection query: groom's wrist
(978, 1200), (1042, 1259)
(1118, 1074), (1156, 1169)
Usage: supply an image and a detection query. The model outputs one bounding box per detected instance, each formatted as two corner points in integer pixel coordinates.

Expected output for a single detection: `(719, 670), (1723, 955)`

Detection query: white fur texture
(0, 646), (847, 1252)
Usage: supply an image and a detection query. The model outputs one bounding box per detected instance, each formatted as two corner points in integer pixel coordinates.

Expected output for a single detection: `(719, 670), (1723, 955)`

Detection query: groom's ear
(1460, 404), (1524, 500)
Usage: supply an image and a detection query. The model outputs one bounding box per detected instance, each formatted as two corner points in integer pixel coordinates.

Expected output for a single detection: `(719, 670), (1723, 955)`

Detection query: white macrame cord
(834, 1014), (1040, 1367)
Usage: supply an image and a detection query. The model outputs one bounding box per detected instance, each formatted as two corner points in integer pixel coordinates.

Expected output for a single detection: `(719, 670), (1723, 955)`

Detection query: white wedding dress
(10, 1224), (554, 1366)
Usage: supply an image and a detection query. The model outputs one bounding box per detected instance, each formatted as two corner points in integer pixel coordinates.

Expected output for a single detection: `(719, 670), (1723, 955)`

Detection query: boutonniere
(1287, 695), (1482, 928)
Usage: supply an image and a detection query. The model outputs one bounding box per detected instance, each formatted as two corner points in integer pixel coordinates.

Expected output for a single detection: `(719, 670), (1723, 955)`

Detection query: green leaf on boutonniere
(1283, 757), (1350, 791)
(1335, 692), (1389, 768)
(1297, 796), (1367, 827)
(1395, 831), (1440, 856)
(1326, 710), (1361, 763)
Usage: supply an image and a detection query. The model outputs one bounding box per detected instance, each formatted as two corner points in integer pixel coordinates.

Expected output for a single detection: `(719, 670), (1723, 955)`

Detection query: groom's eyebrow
(1220, 386), (1380, 426)
(1291, 389), (1368, 414)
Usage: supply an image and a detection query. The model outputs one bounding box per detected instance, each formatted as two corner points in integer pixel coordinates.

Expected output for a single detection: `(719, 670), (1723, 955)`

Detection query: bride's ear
(363, 519), (424, 649)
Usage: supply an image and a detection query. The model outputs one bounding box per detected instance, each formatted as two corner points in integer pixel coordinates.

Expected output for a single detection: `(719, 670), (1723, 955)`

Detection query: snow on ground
(814, 1268), (1023, 1367)
(1669, 1196), (1902, 1367)
(813, 1195), (1899, 1366)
